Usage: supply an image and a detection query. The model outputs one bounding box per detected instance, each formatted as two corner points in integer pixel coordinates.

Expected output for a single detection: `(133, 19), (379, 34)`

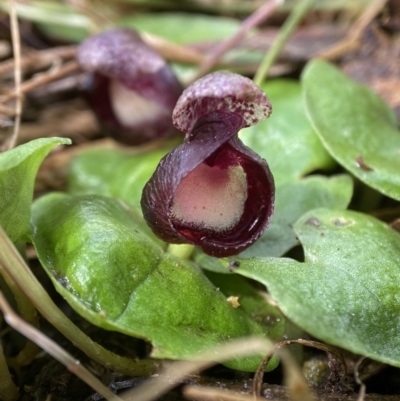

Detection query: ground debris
(341, 24), (400, 120)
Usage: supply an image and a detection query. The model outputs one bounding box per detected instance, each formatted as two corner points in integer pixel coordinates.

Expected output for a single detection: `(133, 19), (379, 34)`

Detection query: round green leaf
(31, 193), (278, 371)
(196, 174), (353, 268)
(231, 209), (400, 367)
(242, 79), (335, 188)
(302, 59), (400, 200)
(0, 137), (71, 242)
(240, 174), (353, 258)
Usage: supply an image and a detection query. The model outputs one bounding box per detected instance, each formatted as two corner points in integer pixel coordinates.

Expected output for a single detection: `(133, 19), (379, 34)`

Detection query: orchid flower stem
(167, 244), (195, 260)
(253, 0), (317, 86)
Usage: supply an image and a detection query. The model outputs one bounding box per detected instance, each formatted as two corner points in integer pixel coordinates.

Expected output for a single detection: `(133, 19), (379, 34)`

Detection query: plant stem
(6, 0), (22, 150)
(0, 343), (19, 401)
(167, 244), (195, 260)
(0, 241), (40, 369)
(191, 0), (282, 81)
(0, 226), (161, 376)
(0, 291), (122, 401)
(253, 0), (317, 86)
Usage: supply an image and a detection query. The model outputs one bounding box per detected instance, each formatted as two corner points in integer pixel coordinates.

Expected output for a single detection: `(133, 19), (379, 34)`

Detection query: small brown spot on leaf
(228, 259), (240, 272)
(355, 156), (373, 171)
(305, 217), (321, 227)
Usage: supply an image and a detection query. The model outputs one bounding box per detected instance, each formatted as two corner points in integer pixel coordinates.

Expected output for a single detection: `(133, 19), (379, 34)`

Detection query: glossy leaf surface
(230, 209), (400, 366)
(0, 137), (70, 242)
(303, 59), (400, 200)
(31, 193), (280, 371)
(242, 79), (334, 188)
(69, 146), (173, 214)
(196, 174), (353, 269)
(241, 174), (353, 258)
(204, 271), (284, 334)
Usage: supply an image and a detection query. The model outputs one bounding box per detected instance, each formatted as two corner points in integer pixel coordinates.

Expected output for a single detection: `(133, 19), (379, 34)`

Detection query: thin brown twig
(316, 0), (388, 60)
(0, 291), (123, 401)
(141, 32), (205, 65)
(354, 357), (367, 401)
(183, 385), (265, 401)
(0, 45), (76, 77)
(6, 0), (22, 150)
(0, 104), (15, 116)
(192, 0), (283, 81)
(0, 60), (81, 105)
(252, 339), (346, 398)
(122, 337), (273, 401)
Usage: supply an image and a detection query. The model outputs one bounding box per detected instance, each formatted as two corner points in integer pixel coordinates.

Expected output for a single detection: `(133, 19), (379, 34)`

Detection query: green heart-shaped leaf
(196, 174), (353, 270)
(240, 174), (353, 258)
(31, 193), (280, 371)
(204, 271), (284, 334)
(68, 146), (171, 214)
(229, 209), (400, 367)
(0, 137), (71, 242)
(242, 79), (335, 188)
(302, 59), (400, 200)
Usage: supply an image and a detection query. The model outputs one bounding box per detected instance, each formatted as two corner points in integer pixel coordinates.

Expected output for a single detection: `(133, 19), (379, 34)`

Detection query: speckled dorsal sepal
(141, 71), (275, 257)
(173, 71), (272, 134)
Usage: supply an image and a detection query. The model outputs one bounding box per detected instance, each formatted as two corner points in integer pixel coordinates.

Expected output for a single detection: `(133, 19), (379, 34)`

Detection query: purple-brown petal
(173, 70), (272, 135)
(141, 109), (274, 257)
(76, 28), (183, 145)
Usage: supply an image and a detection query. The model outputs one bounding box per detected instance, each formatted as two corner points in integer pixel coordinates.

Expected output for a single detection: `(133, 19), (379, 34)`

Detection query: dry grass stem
(192, 0), (283, 80)
(141, 32), (205, 65)
(18, 103), (99, 143)
(354, 357), (366, 401)
(0, 60), (81, 105)
(0, 104), (16, 116)
(0, 291), (123, 401)
(6, 0), (22, 150)
(122, 337), (274, 401)
(183, 385), (265, 401)
(316, 0), (388, 60)
(0, 45), (76, 77)
(253, 340), (316, 401)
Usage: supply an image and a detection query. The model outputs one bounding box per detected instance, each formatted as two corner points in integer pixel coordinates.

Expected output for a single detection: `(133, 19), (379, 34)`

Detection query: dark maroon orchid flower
(141, 71), (274, 257)
(76, 28), (183, 145)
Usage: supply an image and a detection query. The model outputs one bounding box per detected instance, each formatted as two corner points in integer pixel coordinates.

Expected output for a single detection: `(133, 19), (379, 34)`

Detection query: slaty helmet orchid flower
(141, 71), (275, 257)
(76, 28), (183, 145)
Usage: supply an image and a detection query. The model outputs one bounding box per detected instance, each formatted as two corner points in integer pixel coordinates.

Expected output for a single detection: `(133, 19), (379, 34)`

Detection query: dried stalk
(6, 0), (22, 150)
(0, 291), (122, 401)
(192, 0), (283, 81)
